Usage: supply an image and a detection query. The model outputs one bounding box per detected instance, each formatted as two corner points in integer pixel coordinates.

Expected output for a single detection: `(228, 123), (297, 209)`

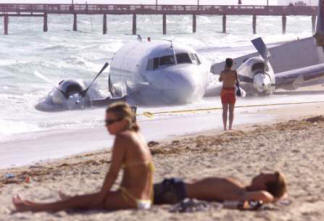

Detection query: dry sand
(1, 102), (324, 221)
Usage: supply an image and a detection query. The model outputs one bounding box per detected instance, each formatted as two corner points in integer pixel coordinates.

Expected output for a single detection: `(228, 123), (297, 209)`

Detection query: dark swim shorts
(153, 178), (187, 205)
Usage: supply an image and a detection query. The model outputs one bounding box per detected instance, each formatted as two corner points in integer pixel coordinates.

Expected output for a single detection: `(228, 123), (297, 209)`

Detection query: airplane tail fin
(314, 0), (324, 46)
(251, 37), (271, 61)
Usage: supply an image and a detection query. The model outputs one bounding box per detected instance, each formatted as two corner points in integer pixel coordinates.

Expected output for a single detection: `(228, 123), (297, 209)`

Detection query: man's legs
(228, 103), (235, 130)
(222, 103), (228, 131)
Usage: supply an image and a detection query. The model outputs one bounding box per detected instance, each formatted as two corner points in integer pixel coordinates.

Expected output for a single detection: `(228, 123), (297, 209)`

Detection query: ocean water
(0, 14), (314, 142)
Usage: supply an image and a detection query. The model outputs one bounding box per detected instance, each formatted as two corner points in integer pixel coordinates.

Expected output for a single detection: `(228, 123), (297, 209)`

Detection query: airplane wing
(275, 63), (324, 89)
(211, 37), (322, 75)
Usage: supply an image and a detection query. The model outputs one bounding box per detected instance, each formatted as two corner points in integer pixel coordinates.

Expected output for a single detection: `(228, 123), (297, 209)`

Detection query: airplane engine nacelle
(238, 57), (275, 95)
(253, 72), (273, 94)
(53, 80), (90, 110)
(110, 82), (127, 98)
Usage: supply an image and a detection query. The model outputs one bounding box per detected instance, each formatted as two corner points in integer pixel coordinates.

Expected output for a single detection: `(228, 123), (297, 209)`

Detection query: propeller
(251, 37), (271, 62)
(81, 62), (109, 97)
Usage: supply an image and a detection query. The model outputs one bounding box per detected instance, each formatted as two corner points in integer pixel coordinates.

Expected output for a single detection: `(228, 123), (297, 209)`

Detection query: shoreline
(1, 100), (324, 170)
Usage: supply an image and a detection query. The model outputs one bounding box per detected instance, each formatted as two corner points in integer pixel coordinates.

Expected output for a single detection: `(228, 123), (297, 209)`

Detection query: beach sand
(1, 101), (324, 220)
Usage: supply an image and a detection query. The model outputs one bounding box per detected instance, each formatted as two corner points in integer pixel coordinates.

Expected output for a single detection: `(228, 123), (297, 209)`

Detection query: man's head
(225, 58), (234, 68)
(250, 171), (287, 199)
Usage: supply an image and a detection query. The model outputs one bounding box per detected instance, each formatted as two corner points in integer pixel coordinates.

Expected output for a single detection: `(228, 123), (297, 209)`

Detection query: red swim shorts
(221, 88), (236, 104)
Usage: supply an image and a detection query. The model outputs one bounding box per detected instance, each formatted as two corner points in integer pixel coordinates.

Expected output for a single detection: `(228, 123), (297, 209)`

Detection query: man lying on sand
(154, 171), (287, 207)
(13, 102), (154, 212)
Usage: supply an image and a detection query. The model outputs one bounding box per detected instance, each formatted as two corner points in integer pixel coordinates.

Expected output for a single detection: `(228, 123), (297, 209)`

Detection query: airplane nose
(159, 66), (205, 103)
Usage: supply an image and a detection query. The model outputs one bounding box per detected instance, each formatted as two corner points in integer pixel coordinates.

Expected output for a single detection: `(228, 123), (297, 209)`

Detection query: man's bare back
(186, 176), (273, 203)
(186, 177), (245, 201)
(219, 69), (237, 88)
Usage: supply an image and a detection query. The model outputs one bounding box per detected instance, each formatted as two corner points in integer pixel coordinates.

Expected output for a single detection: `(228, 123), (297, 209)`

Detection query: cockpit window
(176, 53), (192, 64)
(160, 55), (175, 65)
(150, 56), (175, 70)
(153, 58), (159, 70)
(147, 52), (200, 70)
(190, 53), (201, 65)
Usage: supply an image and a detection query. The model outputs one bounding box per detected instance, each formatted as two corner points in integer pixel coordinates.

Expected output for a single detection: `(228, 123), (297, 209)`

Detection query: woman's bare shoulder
(116, 130), (132, 138)
(115, 131), (139, 144)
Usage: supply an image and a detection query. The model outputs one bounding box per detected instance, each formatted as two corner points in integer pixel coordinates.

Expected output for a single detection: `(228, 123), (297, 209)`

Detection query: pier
(0, 3), (318, 35)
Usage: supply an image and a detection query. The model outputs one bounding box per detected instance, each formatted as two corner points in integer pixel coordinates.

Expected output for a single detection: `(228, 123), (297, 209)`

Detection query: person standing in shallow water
(219, 58), (238, 130)
(13, 102), (154, 212)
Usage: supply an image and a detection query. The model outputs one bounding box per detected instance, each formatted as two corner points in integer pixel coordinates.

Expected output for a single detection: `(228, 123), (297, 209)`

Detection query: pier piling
(132, 14), (136, 35)
(103, 14), (107, 34)
(163, 14), (166, 35)
(282, 15), (287, 34)
(4, 15), (8, 35)
(253, 15), (257, 34)
(193, 14), (196, 33)
(222, 15), (226, 33)
(43, 13), (48, 32)
(73, 13), (77, 31)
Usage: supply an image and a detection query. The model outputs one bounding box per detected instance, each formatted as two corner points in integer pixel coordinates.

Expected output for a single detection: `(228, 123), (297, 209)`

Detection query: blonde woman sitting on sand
(13, 102), (154, 212)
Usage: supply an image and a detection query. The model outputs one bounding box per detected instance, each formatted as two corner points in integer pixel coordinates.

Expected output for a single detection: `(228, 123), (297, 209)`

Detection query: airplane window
(147, 59), (154, 70)
(153, 58), (159, 70)
(176, 53), (192, 64)
(159, 55), (175, 66)
(189, 53), (199, 65)
(191, 53), (201, 65)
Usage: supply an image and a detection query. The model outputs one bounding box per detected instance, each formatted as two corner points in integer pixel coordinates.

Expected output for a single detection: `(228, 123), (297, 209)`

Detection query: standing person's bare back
(219, 69), (237, 89)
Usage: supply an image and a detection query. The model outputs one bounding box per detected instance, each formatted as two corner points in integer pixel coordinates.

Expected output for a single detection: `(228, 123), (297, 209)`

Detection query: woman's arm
(100, 135), (126, 196)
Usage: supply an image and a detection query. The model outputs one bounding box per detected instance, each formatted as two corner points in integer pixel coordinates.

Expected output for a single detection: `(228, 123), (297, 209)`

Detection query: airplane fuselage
(109, 40), (210, 105)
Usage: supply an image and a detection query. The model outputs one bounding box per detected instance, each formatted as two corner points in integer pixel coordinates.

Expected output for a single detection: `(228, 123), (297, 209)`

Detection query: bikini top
(123, 160), (155, 172)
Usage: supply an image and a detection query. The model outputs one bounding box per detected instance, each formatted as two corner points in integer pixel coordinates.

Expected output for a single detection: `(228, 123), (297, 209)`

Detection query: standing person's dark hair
(219, 58), (238, 130)
(225, 58), (233, 68)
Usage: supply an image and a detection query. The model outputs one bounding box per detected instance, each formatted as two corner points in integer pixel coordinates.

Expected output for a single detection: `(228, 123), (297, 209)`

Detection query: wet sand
(1, 102), (324, 220)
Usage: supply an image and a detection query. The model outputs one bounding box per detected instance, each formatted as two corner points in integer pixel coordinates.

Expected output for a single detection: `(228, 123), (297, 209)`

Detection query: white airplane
(36, 38), (212, 111)
(36, 0), (324, 111)
(107, 39), (210, 106)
